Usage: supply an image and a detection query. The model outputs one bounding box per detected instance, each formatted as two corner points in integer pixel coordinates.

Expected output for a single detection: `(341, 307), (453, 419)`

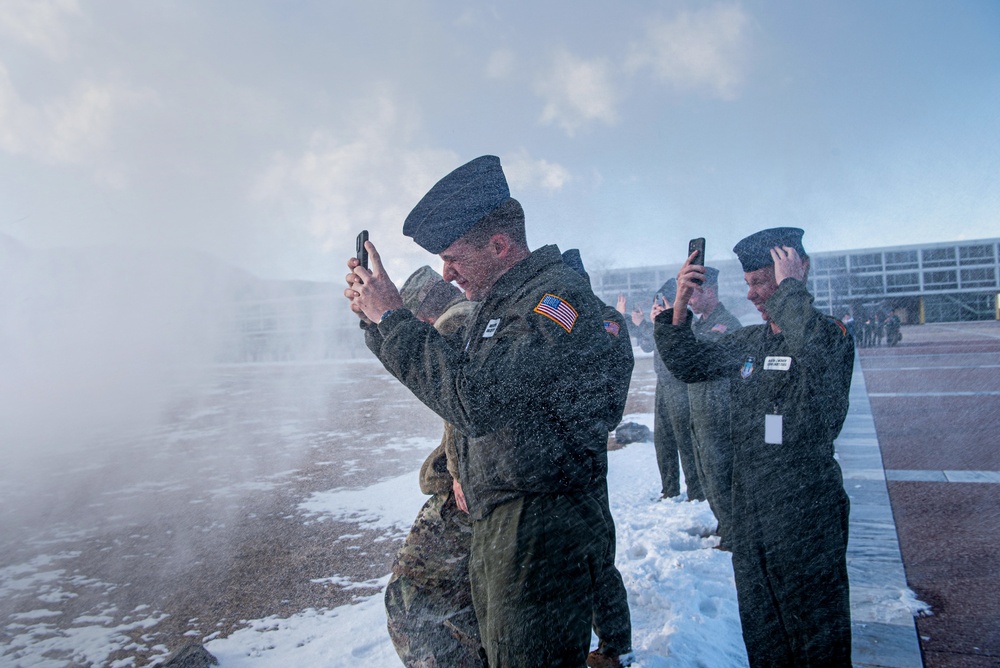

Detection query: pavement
(846, 320), (1000, 668)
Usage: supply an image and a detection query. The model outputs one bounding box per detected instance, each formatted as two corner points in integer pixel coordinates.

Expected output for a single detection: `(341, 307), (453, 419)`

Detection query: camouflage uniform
(384, 276), (482, 667)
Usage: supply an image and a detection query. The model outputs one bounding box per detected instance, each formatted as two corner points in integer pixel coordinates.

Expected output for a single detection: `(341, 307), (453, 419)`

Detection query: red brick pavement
(859, 321), (1000, 667)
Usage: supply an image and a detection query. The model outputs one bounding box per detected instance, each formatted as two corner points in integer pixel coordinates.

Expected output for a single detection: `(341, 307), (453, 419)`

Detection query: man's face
(439, 237), (505, 302)
(688, 284), (718, 315)
(744, 265), (779, 322)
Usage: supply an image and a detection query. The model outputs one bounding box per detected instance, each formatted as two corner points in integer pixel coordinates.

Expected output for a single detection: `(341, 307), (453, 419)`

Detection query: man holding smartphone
(625, 279), (704, 502)
(345, 155), (630, 668)
(654, 228), (854, 667)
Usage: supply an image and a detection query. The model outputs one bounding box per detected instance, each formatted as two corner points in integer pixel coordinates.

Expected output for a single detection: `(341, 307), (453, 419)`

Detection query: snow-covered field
(206, 428), (750, 668)
(0, 354), (923, 667)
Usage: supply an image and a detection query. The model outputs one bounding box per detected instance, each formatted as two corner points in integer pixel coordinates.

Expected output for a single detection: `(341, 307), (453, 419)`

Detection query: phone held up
(688, 237), (706, 285)
(356, 230), (369, 270)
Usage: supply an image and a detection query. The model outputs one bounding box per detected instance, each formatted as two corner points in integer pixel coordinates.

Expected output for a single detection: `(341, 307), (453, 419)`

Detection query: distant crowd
(843, 310), (902, 348)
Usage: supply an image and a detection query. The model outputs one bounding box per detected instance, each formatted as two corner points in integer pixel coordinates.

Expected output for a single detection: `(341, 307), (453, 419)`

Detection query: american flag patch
(711, 323), (728, 333)
(604, 320), (621, 336)
(534, 294), (578, 333)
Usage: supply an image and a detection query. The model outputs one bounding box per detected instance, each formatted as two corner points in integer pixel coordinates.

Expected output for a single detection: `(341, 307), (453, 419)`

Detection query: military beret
(733, 227), (806, 273)
(702, 266), (720, 286)
(403, 155), (511, 254)
(399, 265), (463, 320)
(562, 248), (590, 286)
(657, 278), (678, 303)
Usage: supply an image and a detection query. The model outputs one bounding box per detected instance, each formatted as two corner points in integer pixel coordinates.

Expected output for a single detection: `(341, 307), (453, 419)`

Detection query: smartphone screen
(356, 230), (369, 270)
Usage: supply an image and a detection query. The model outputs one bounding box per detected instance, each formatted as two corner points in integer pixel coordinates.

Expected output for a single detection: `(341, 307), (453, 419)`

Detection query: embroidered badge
(603, 320), (621, 337)
(741, 356), (755, 379)
(534, 294), (578, 333)
(711, 323), (728, 333)
(482, 318), (501, 338)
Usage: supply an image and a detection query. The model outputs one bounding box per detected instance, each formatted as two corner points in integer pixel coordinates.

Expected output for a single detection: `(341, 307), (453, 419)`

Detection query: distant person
(885, 311), (902, 347)
(345, 155), (628, 667)
(655, 227), (855, 667)
(842, 312), (855, 342)
(873, 313), (884, 347)
(685, 266), (742, 549)
(384, 266), (481, 667)
(623, 281), (704, 501)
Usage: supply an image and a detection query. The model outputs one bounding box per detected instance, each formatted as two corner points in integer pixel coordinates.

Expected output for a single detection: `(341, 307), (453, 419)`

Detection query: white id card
(765, 414), (783, 444)
(482, 318), (501, 338)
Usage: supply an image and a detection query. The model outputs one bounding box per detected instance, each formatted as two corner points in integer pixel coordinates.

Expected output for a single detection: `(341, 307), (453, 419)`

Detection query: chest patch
(534, 294), (578, 333)
(764, 356), (792, 371)
(741, 356), (755, 379)
(482, 318), (501, 338)
(711, 323), (728, 333)
(604, 320), (621, 337)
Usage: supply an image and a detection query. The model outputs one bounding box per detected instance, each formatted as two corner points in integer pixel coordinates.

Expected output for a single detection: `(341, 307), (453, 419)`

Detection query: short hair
(462, 198), (527, 249)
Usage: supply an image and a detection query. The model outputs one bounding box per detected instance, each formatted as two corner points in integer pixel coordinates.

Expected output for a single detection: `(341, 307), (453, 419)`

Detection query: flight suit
(656, 279), (854, 668)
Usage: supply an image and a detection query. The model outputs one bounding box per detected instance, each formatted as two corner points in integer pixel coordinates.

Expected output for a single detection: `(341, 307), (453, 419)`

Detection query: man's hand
(771, 246), (807, 285)
(650, 296), (667, 321)
(631, 305), (644, 326)
(616, 293), (627, 316)
(343, 240), (404, 323)
(673, 250), (706, 325)
(453, 479), (469, 514)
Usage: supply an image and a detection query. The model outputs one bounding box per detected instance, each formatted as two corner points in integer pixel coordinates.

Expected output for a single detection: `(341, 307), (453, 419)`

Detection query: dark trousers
(654, 377), (704, 499)
(732, 466), (852, 667)
(470, 493), (608, 667)
(688, 379), (735, 541)
(591, 481), (632, 656)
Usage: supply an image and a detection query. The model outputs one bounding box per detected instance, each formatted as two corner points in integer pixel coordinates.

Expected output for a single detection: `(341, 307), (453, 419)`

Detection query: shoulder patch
(534, 293), (578, 333)
(604, 320), (621, 337)
(825, 316), (848, 337)
(711, 323), (728, 333)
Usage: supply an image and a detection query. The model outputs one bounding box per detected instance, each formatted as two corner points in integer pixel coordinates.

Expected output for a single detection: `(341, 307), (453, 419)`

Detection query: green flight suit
(366, 245), (622, 667)
(688, 302), (742, 545)
(655, 279), (854, 668)
(635, 319), (704, 500)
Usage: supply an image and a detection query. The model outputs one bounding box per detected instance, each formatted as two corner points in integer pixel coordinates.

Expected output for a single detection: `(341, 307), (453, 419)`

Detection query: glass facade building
(592, 238), (1000, 325)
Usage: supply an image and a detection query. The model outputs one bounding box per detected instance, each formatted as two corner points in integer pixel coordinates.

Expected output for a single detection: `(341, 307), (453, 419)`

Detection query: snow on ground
(205, 411), (753, 667)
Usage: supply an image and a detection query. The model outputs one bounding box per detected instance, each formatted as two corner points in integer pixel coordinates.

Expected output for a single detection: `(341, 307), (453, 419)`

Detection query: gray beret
(403, 155), (511, 254)
(702, 266), (720, 286)
(657, 278), (678, 303)
(733, 227), (806, 273)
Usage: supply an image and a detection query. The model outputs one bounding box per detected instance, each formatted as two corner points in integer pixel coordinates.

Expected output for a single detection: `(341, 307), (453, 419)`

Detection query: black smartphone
(688, 237), (706, 285)
(356, 230), (369, 270)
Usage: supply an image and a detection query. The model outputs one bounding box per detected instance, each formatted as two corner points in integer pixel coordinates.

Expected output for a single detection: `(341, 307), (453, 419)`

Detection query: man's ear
(490, 233), (512, 258)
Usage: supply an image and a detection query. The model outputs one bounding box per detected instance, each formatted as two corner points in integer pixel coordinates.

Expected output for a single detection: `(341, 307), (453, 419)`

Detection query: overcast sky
(2, 0), (998, 282)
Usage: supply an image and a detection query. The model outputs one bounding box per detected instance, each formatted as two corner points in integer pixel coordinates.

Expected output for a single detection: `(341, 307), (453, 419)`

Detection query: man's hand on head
(771, 246), (807, 285)
(343, 240), (404, 323)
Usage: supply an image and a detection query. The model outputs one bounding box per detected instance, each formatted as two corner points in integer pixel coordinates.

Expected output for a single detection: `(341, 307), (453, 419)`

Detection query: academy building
(592, 237), (1000, 325)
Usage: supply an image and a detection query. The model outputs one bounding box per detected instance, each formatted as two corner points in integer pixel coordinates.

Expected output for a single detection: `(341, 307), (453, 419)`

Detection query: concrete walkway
(839, 358), (923, 667)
